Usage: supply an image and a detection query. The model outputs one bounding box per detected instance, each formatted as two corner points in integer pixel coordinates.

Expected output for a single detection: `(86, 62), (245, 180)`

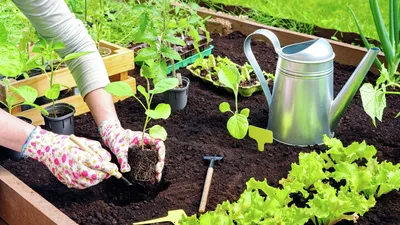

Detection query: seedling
(105, 71), (178, 150)
(218, 65), (250, 139)
(32, 38), (92, 117)
(0, 22), (46, 115)
(349, 1), (400, 125)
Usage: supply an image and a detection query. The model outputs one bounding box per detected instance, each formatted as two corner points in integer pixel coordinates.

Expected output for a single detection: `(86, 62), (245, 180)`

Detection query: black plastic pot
(2, 116), (32, 161)
(41, 103), (76, 135)
(163, 76), (190, 113)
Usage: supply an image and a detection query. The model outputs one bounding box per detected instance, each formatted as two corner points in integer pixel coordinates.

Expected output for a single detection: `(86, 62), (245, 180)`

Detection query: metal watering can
(244, 29), (379, 146)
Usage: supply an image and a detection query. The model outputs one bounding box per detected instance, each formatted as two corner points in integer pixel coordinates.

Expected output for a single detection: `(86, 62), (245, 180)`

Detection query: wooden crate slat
(14, 77), (136, 126)
(0, 166), (78, 225)
(0, 40), (134, 105)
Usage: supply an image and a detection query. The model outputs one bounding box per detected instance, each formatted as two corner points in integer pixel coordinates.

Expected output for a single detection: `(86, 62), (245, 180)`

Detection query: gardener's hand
(22, 127), (119, 189)
(99, 120), (165, 183)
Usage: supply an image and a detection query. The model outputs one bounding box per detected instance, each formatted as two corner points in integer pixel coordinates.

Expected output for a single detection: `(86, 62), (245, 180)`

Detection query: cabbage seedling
(218, 65), (250, 139)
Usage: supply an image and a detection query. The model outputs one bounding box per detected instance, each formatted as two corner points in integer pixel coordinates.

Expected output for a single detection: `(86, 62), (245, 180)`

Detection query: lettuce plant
(349, 0), (400, 126)
(218, 65), (250, 139)
(179, 136), (400, 225)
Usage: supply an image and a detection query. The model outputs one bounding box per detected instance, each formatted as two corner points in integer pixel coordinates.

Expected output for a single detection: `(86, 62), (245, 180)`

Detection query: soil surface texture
(1, 32), (399, 225)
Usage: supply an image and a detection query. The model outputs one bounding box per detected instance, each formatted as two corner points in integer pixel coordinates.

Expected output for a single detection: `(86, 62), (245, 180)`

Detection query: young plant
(349, 0), (400, 126)
(32, 38), (92, 117)
(0, 23), (46, 115)
(85, 0), (115, 49)
(105, 76), (179, 150)
(133, 0), (186, 84)
(218, 65), (250, 139)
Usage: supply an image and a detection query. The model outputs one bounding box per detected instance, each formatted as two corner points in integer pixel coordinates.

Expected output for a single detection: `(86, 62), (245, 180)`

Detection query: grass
(196, 0), (391, 40)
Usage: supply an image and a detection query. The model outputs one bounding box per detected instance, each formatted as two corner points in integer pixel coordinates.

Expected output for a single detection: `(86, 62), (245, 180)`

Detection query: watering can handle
(244, 29), (281, 106)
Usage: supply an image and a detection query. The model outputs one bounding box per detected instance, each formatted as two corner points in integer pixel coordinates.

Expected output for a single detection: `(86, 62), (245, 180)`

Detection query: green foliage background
(202, 0), (393, 40)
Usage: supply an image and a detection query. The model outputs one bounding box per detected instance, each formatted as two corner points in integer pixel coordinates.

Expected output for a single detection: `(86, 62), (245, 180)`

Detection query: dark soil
(1, 31), (399, 225)
(126, 146), (158, 182)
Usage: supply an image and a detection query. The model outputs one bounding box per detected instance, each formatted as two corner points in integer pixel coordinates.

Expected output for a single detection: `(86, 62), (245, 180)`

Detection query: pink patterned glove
(99, 120), (166, 182)
(22, 127), (120, 189)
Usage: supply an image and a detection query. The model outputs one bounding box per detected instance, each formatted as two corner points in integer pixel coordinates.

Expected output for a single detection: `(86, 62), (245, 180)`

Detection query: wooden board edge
(0, 166), (77, 225)
(196, 6), (386, 75)
(14, 77), (136, 126)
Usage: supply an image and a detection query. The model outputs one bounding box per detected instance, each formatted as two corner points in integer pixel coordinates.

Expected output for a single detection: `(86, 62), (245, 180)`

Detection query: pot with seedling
(32, 38), (92, 135)
(85, 0), (114, 56)
(105, 67), (178, 181)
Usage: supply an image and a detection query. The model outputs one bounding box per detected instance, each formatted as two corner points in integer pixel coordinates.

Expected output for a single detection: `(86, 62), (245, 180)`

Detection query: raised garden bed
(0, 30), (399, 224)
(0, 40), (136, 126)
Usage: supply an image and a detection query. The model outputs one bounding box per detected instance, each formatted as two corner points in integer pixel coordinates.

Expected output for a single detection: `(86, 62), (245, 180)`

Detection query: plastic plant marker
(248, 125), (273, 151)
(132, 209), (187, 225)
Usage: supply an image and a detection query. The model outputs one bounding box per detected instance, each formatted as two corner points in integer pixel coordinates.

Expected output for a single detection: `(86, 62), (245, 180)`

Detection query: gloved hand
(99, 120), (165, 182)
(22, 127), (120, 189)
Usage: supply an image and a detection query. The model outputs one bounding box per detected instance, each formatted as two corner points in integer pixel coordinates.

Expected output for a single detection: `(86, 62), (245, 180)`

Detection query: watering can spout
(330, 47), (380, 131)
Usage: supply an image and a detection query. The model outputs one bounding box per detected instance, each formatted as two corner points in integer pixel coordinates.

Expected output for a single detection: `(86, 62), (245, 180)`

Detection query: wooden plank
(14, 77), (136, 126)
(197, 7), (387, 75)
(0, 166), (77, 225)
(0, 41), (135, 105)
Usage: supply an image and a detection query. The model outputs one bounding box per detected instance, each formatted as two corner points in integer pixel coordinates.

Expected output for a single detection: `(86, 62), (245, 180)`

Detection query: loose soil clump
(126, 145), (158, 182)
(0, 32), (399, 225)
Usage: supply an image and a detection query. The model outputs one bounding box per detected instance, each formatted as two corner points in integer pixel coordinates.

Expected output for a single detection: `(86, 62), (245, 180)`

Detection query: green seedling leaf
(137, 85), (148, 99)
(6, 95), (17, 108)
(24, 102), (49, 116)
(141, 59), (168, 82)
(138, 12), (149, 34)
(240, 108), (250, 118)
(135, 48), (159, 62)
(0, 45), (24, 77)
(104, 81), (135, 97)
(150, 78), (179, 94)
(0, 22), (7, 43)
(360, 83), (386, 126)
(149, 125), (167, 141)
(53, 41), (65, 50)
(63, 51), (93, 61)
(218, 65), (240, 93)
(219, 102), (231, 113)
(395, 112), (400, 118)
(227, 113), (249, 139)
(45, 84), (61, 100)
(164, 36), (186, 46)
(24, 54), (42, 72)
(161, 47), (182, 61)
(32, 38), (47, 53)
(11, 85), (38, 103)
(145, 103), (171, 119)
(248, 125), (273, 151)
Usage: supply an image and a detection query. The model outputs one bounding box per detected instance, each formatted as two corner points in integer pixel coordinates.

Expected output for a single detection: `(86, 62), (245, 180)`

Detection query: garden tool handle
(69, 135), (122, 179)
(199, 167), (214, 213)
(244, 29), (281, 106)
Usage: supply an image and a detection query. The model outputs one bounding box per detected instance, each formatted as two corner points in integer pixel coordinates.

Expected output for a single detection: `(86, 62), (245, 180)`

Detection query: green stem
(141, 116), (150, 151)
(234, 92), (238, 113)
(385, 91), (400, 95)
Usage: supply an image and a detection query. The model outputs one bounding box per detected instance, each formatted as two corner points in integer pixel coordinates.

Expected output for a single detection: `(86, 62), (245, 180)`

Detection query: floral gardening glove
(99, 120), (166, 182)
(22, 127), (120, 189)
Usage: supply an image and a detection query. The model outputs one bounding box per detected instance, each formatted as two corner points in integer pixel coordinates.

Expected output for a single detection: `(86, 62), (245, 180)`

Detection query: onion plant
(349, 0), (400, 126)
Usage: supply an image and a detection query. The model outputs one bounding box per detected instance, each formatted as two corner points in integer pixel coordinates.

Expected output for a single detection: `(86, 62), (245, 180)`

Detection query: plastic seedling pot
(99, 46), (112, 57)
(2, 116), (32, 161)
(163, 76), (190, 113)
(41, 103), (76, 135)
